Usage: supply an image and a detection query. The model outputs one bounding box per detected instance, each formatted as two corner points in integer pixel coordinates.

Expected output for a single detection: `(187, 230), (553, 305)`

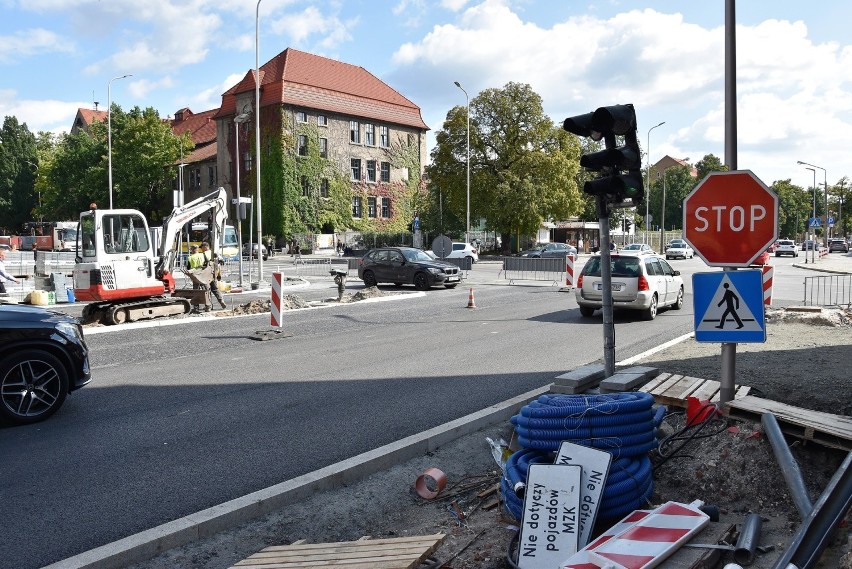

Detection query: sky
(2, 0), (852, 192)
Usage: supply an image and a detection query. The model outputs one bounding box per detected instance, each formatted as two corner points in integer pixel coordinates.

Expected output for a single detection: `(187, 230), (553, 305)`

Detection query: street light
(108, 74), (132, 209)
(255, 0), (265, 284)
(645, 121), (665, 244)
(803, 166), (816, 263)
(454, 81), (470, 245)
(234, 112), (251, 287)
(797, 160), (827, 248)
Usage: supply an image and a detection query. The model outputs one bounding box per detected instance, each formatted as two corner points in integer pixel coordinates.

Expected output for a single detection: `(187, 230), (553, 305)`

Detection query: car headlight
(427, 267), (443, 275)
(56, 321), (83, 342)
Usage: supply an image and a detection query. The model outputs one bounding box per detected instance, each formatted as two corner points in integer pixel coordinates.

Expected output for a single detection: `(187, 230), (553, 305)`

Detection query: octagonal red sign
(683, 170), (778, 267)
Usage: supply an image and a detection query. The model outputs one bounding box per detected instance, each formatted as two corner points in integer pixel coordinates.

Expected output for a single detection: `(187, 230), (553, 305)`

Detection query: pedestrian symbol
(692, 271), (766, 343)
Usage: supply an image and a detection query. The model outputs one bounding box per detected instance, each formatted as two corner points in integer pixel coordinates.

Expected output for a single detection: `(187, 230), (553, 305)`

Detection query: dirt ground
(128, 307), (851, 569)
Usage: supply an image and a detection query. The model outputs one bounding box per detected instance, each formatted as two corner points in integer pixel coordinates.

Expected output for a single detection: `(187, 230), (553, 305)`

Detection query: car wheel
(673, 287), (684, 310)
(579, 307), (595, 317)
(666, 255), (671, 260)
(413, 272), (430, 290)
(643, 294), (658, 321)
(362, 270), (378, 287)
(0, 350), (69, 426)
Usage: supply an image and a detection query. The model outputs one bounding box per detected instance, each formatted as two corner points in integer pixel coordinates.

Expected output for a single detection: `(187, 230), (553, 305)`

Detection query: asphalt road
(0, 253), (815, 568)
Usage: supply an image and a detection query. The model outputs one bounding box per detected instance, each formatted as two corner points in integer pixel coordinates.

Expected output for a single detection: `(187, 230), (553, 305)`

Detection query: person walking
(200, 242), (227, 310)
(0, 249), (20, 294)
(715, 283), (744, 329)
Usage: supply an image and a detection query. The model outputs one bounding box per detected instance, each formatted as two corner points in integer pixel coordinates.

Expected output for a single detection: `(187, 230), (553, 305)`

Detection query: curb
(43, 385), (551, 569)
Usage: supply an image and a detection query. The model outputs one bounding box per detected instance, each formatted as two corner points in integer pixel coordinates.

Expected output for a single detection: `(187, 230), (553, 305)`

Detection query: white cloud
(268, 5), (356, 49)
(0, 28), (74, 63)
(0, 89), (86, 134)
(128, 76), (174, 99)
(440, 0), (470, 11)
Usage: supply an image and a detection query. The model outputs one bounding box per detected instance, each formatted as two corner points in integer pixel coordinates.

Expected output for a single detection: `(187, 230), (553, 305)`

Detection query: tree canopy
(0, 116), (39, 232)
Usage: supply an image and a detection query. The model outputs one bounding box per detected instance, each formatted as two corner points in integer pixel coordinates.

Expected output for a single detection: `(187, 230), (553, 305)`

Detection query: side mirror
(673, 270), (681, 276)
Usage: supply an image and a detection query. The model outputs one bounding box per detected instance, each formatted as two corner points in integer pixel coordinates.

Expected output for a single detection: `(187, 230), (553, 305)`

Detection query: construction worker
(186, 245), (207, 291)
(200, 242), (227, 309)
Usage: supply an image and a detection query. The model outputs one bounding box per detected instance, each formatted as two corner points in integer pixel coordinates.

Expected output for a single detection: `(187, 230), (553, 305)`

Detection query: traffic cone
(467, 287), (477, 309)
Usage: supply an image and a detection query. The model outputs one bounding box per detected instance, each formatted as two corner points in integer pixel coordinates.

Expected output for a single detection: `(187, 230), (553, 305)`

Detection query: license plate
(446, 276), (459, 282)
(595, 282), (622, 291)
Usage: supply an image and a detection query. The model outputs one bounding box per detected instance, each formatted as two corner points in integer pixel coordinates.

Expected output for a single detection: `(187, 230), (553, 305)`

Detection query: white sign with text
(555, 441), (613, 548)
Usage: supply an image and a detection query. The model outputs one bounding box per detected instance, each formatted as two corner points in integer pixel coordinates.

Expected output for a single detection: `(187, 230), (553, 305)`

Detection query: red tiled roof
(215, 48), (428, 130)
(78, 108), (107, 126)
(183, 141), (217, 164)
(171, 108), (218, 146)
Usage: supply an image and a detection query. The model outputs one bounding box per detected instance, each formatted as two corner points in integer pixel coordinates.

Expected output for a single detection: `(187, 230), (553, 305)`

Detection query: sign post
(683, 170), (778, 403)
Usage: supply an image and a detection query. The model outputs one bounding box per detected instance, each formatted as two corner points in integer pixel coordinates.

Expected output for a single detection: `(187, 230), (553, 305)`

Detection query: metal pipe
(762, 413), (813, 520)
(733, 513), (762, 566)
(771, 450), (852, 569)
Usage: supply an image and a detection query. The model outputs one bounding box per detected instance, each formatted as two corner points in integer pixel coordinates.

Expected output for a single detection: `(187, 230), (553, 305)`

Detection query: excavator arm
(155, 187), (229, 280)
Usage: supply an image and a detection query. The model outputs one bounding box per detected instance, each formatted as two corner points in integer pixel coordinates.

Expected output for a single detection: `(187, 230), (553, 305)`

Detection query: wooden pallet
(727, 396), (852, 451)
(638, 372), (750, 408)
(230, 533), (446, 569)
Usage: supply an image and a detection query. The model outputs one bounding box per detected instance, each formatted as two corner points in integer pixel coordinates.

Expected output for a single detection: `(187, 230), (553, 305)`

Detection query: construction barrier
(270, 272), (284, 327)
(565, 254), (575, 288)
(803, 273), (852, 308)
(499, 256), (566, 285)
(761, 264), (773, 305)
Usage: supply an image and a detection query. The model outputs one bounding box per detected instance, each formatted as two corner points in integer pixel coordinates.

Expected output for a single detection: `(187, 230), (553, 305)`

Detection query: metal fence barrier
(275, 258), (352, 278)
(803, 274), (852, 308)
(499, 256), (566, 285)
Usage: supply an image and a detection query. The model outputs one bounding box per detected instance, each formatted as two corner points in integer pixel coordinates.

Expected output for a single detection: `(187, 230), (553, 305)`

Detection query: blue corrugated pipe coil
(502, 392), (664, 523)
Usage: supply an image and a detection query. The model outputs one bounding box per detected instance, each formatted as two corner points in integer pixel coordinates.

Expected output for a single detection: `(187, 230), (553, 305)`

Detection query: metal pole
(107, 74), (132, 209)
(454, 81), (470, 244)
(720, 0), (738, 405)
(645, 122), (664, 245)
(597, 197), (615, 377)
(659, 170), (666, 252)
(234, 119), (244, 287)
(255, 0), (264, 284)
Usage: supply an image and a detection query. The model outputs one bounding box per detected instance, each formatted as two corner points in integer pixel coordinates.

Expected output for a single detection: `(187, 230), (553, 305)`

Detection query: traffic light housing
(563, 104), (644, 209)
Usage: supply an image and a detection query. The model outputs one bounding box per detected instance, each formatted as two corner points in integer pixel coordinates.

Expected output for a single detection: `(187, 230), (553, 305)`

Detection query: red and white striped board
(761, 264), (773, 306)
(270, 272), (284, 327)
(560, 501), (709, 569)
(565, 254), (575, 288)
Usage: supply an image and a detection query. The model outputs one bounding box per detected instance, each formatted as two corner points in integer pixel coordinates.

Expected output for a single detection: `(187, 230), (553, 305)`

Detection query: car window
(389, 251), (404, 263)
(612, 257), (640, 277)
(453, 243), (465, 251)
(373, 250), (389, 262)
(645, 258), (662, 276)
(582, 257), (602, 276)
(659, 258), (675, 276)
(403, 249), (433, 262)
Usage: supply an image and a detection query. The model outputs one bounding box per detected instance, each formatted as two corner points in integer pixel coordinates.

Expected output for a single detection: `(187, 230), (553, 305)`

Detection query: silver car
(575, 254), (684, 320)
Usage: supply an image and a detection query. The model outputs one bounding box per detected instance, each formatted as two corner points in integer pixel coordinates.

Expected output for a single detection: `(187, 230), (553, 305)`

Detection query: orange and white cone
(467, 288), (477, 309)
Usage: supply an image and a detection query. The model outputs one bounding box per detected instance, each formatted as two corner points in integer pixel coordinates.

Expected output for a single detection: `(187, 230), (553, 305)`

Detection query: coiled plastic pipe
(502, 392), (661, 522)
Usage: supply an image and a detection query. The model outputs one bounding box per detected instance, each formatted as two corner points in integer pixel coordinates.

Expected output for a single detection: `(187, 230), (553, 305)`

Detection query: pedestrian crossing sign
(692, 270), (766, 343)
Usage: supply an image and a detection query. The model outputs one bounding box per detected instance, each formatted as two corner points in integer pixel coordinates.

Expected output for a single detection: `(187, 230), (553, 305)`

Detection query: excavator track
(83, 297), (192, 325)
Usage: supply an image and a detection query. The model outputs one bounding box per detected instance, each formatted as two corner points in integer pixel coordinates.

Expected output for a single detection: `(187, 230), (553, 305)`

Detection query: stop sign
(683, 170), (778, 267)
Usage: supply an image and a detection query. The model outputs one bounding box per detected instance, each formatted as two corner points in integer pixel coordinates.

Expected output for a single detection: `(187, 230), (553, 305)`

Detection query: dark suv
(0, 304), (91, 425)
(358, 247), (461, 290)
(828, 239), (849, 253)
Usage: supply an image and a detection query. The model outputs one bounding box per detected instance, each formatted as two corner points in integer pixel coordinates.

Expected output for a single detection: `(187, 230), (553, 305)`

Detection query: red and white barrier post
(761, 264), (773, 306)
(270, 272), (284, 327)
(565, 254), (575, 288)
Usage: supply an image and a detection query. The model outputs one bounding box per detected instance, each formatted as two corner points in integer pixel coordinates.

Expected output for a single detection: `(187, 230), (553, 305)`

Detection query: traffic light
(563, 104), (644, 209)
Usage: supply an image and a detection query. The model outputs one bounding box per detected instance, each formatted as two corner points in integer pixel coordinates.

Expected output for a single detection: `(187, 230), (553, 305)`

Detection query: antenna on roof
(93, 90), (98, 110)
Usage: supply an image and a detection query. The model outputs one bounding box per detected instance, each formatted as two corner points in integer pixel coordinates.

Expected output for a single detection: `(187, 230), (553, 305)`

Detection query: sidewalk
(792, 251), (852, 274)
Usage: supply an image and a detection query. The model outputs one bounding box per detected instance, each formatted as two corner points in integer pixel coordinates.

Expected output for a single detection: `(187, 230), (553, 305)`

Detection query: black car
(0, 304), (91, 425)
(358, 247), (462, 290)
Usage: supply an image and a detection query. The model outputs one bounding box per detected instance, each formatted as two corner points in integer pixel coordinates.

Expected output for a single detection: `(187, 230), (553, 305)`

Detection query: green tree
(427, 82), (582, 251)
(0, 116), (39, 232)
(646, 165), (695, 231)
(771, 179), (808, 240)
(694, 154), (727, 180)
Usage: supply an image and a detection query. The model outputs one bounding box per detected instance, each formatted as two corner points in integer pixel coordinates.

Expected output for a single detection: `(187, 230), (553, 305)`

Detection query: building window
(301, 176), (310, 196)
(208, 165), (216, 187)
(350, 158), (361, 181)
(320, 178), (329, 198)
(367, 197), (377, 218)
(366, 160), (376, 182)
(296, 111), (307, 123)
(380, 161), (390, 182)
(381, 197), (390, 218)
(380, 125), (389, 147)
(297, 134), (308, 156)
(189, 168), (201, 189)
(318, 114), (328, 127)
(352, 196), (362, 218)
(350, 120), (360, 143)
(319, 137), (327, 158)
(365, 123), (375, 146)
(244, 151), (252, 172)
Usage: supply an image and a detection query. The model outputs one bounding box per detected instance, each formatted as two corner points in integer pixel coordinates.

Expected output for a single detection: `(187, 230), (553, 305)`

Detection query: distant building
(170, 108), (218, 205)
(70, 107), (107, 136)
(650, 156), (698, 180)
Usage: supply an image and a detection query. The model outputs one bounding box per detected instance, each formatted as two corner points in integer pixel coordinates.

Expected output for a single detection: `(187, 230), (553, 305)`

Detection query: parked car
(0, 304), (91, 425)
(828, 238), (849, 253)
(664, 239), (694, 260)
(518, 242), (578, 258)
(243, 242), (268, 260)
(575, 254), (684, 320)
(434, 242), (479, 263)
(619, 243), (656, 256)
(801, 240), (816, 251)
(358, 247), (462, 290)
(774, 239), (798, 257)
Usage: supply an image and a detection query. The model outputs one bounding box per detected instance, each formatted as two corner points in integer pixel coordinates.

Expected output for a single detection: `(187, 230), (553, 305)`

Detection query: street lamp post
(645, 121), (665, 244)
(804, 166), (816, 263)
(108, 74), (132, 209)
(254, 0), (265, 284)
(234, 112), (251, 287)
(454, 81), (470, 245)
(659, 170), (667, 252)
(797, 160), (827, 249)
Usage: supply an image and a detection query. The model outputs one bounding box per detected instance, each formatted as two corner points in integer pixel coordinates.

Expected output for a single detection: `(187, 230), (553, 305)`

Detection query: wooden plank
(639, 372), (672, 394)
(710, 385), (743, 403)
(673, 376), (706, 400)
(690, 379), (720, 402)
(650, 374), (684, 396)
(231, 534), (445, 569)
(726, 396), (852, 451)
(655, 375), (704, 407)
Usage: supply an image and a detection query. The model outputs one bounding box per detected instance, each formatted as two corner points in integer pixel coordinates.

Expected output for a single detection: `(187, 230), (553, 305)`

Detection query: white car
(443, 242), (479, 262)
(575, 254), (684, 320)
(619, 243), (655, 256)
(774, 239), (798, 257)
(665, 239), (695, 259)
